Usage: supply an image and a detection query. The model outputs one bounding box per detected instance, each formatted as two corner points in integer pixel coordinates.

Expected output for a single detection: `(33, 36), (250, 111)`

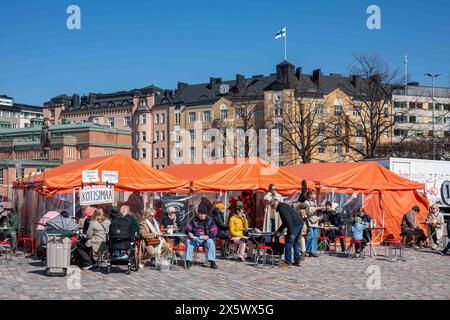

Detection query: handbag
(145, 237), (161, 246)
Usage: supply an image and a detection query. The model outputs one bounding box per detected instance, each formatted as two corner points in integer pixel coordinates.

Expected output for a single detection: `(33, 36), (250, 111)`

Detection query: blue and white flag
(275, 27), (286, 39)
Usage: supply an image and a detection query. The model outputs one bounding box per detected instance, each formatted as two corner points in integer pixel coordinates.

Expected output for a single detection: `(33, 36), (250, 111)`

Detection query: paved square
(0, 247), (449, 300)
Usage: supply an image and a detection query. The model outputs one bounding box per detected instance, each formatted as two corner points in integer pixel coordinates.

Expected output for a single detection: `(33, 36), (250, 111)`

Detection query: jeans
(284, 224), (302, 264)
(10, 231), (17, 251)
(306, 227), (318, 254)
(326, 229), (346, 252)
(186, 237), (216, 262)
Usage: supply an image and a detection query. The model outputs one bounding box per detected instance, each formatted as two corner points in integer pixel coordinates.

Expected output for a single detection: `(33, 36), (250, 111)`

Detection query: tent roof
(34, 153), (190, 192)
(161, 163), (237, 181)
(192, 157), (314, 192)
(283, 161), (425, 191)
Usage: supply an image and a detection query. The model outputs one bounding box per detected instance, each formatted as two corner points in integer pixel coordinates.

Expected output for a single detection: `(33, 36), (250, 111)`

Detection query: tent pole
(224, 191), (228, 223)
(73, 188), (76, 217)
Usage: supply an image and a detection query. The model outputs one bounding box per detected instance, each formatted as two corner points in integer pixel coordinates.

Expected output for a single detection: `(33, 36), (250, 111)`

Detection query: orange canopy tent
(192, 157), (314, 193)
(32, 153), (190, 193)
(284, 162), (429, 240)
(161, 163), (237, 182)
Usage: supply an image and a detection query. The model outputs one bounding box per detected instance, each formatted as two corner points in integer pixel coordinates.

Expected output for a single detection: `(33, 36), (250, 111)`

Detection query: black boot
(209, 261), (218, 269)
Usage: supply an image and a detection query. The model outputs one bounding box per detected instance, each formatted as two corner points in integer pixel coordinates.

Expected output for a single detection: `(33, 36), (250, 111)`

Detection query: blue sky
(1, 0), (449, 105)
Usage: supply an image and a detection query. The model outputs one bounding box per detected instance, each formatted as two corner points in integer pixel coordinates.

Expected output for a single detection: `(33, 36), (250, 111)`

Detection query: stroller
(104, 214), (139, 274)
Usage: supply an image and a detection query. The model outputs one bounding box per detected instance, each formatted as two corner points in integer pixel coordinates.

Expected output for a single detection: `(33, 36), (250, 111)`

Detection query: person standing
(263, 184), (283, 237)
(426, 204), (444, 250)
(304, 190), (323, 257)
(271, 200), (303, 267)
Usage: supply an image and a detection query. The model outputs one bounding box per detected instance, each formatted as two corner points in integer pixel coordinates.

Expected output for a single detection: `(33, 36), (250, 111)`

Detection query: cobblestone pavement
(0, 247), (449, 300)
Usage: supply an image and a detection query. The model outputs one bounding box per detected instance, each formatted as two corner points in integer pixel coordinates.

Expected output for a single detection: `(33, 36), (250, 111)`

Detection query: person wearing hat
(184, 203), (218, 269)
(212, 203), (229, 240)
(81, 207), (95, 235)
(0, 205), (19, 255)
(351, 216), (369, 257)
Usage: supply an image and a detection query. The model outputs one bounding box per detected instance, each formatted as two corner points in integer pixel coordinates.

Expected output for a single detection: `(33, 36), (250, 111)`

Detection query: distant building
(0, 118), (132, 198)
(0, 95), (43, 129)
(43, 85), (172, 167)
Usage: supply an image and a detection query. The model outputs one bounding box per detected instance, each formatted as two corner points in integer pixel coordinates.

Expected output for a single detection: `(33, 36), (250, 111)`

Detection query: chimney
(371, 74), (381, 84)
(72, 94), (80, 107)
(276, 61), (296, 89)
(312, 69), (322, 86)
(235, 74), (246, 93)
(295, 67), (303, 80)
(351, 75), (362, 88)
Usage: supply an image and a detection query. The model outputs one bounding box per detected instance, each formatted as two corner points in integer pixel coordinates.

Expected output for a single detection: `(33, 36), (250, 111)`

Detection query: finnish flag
(275, 27), (286, 39)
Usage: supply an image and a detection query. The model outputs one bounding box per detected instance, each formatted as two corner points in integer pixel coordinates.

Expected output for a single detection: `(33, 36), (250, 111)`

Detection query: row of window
(0, 111), (43, 119)
(394, 129), (450, 138)
(394, 115), (450, 124)
(394, 101), (450, 111)
(138, 148), (166, 159)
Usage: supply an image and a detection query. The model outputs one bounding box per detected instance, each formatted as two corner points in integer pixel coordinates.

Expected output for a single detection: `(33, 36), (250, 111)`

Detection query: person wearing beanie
(184, 205), (218, 269)
(213, 203), (229, 241)
(81, 207), (95, 235)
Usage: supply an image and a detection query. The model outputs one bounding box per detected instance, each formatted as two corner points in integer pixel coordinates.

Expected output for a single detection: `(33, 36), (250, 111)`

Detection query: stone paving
(0, 247), (449, 300)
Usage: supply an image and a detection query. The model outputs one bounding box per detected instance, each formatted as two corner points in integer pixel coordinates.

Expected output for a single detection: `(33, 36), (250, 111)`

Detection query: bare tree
(330, 53), (403, 160)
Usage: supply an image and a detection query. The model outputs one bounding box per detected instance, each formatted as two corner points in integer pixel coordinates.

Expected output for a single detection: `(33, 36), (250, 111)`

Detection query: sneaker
(186, 261), (192, 269)
(209, 261), (218, 269)
(293, 261), (301, 267)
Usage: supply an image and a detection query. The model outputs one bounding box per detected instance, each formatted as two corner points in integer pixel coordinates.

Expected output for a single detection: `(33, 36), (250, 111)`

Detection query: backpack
(109, 217), (132, 240)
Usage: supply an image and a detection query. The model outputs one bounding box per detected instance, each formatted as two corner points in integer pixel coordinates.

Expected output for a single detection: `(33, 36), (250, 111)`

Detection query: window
(189, 130), (195, 141)
(274, 122), (283, 137)
(0, 169), (3, 184)
(416, 131), (424, 137)
(409, 102), (423, 109)
(189, 112), (196, 123)
(161, 113), (165, 124)
(68, 147), (75, 160)
(334, 144), (342, 154)
(160, 131), (165, 141)
(124, 116), (131, 127)
(155, 114), (159, 124)
(24, 123), (29, 128)
(394, 115), (407, 123)
(353, 106), (361, 116)
(161, 148), (165, 158)
(384, 106), (389, 117)
(190, 147), (196, 159)
(50, 109), (55, 118)
(141, 114), (146, 125)
(220, 109), (228, 120)
(107, 117), (114, 127)
(316, 104), (323, 115)
(175, 130), (181, 142)
(175, 110), (181, 125)
(203, 111), (211, 122)
(12, 123), (17, 128)
(175, 148), (181, 159)
(356, 144), (364, 153)
(5, 111), (10, 118)
(409, 116), (416, 123)
(318, 123), (325, 136)
(255, 106), (263, 118)
(278, 162), (284, 167)
(335, 105), (342, 116)
(141, 131), (146, 141)
(416, 116), (424, 124)
(394, 101), (407, 109)
(278, 142), (284, 154)
(356, 124), (363, 137)
(236, 108), (245, 120)
(319, 144), (325, 154)
(204, 146), (211, 159)
(155, 148), (159, 159)
(335, 124), (342, 137)
(141, 148), (147, 159)
(155, 131), (159, 142)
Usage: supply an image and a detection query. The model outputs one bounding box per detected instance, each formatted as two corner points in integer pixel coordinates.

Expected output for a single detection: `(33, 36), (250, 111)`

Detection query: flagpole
(284, 27), (287, 61)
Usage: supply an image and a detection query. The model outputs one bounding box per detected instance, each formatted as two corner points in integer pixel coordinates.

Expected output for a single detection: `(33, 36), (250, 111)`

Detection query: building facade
(0, 118), (132, 198)
(43, 86), (172, 167)
(0, 95), (43, 129)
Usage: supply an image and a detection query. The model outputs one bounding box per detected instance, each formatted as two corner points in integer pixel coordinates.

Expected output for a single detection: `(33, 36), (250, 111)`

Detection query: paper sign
(80, 186), (115, 206)
(82, 170), (99, 183)
(102, 171), (119, 184)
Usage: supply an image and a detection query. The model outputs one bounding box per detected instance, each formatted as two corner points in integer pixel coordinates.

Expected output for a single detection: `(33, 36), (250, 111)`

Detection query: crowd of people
(0, 184), (448, 269)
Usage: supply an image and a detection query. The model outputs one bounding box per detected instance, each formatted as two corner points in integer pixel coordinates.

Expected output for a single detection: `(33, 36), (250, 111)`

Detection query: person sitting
(0, 206), (19, 255)
(426, 204), (444, 250)
(139, 208), (170, 268)
(213, 203), (229, 240)
(120, 205), (139, 240)
(86, 208), (111, 258)
(81, 207), (95, 236)
(109, 207), (133, 259)
(401, 205), (427, 248)
(184, 204), (218, 269)
(162, 206), (183, 246)
(356, 208), (373, 251)
(351, 216), (368, 257)
(322, 202), (346, 253)
(229, 206), (255, 262)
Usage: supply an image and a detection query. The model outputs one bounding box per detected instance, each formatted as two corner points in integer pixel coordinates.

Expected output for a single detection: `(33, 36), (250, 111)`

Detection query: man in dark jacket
(109, 207), (133, 258)
(212, 203), (229, 240)
(271, 200), (303, 267)
(1, 207), (19, 255)
(120, 205), (139, 240)
(184, 203), (218, 269)
(322, 202), (346, 252)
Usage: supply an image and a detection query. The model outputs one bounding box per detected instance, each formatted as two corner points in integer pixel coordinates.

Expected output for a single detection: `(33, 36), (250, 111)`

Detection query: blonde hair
(93, 208), (106, 223)
(143, 208), (156, 220)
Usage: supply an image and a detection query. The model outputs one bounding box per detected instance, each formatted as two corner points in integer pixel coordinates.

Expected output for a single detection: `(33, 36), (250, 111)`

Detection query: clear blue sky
(1, 0), (449, 105)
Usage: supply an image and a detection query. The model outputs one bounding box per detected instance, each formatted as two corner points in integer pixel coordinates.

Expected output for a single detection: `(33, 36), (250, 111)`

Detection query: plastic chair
(384, 239), (406, 262)
(18, 229), (33, 254)
(169, 246), (187, 269)
(318, 236), (330, 255)
(0, 239), (12, 262)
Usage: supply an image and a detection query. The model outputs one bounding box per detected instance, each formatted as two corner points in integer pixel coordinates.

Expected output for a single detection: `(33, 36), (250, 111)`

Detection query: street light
(424, 73), (441, 160)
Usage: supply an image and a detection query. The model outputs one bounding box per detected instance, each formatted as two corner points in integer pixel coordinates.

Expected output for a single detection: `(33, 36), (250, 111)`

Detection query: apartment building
(0, 95), (43, 129)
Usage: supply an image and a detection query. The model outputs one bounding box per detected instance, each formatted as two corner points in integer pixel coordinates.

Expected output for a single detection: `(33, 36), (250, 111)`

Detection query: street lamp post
(424, 73), (441, 160)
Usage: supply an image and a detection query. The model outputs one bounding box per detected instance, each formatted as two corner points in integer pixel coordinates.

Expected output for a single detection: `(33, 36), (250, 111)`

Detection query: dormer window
(106, 102), (115, 107)
(140, 99), (147, 107)
(93, 103), (101, 109)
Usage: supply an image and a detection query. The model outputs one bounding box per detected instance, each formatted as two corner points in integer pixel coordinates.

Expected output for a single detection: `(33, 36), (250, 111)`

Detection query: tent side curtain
(22, 153), (190, 194)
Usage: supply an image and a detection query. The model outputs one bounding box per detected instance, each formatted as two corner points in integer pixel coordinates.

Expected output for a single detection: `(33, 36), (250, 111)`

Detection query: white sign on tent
(79, 186), (115, 206)
(82, 170), (99, 183)
(102, 170), (119, 184)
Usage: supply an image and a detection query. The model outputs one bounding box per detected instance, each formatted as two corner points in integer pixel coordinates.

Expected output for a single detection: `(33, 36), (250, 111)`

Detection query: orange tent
(284, 162), (428, 240)
(161, 163), (237, 182)
(33, 153), (190, 193)
(192, 157), (314, 193)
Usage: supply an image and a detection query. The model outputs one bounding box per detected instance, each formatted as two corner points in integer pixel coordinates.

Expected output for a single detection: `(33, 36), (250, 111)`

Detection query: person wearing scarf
(139, 208), (170, 267)
(426, 204), (444, 249)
